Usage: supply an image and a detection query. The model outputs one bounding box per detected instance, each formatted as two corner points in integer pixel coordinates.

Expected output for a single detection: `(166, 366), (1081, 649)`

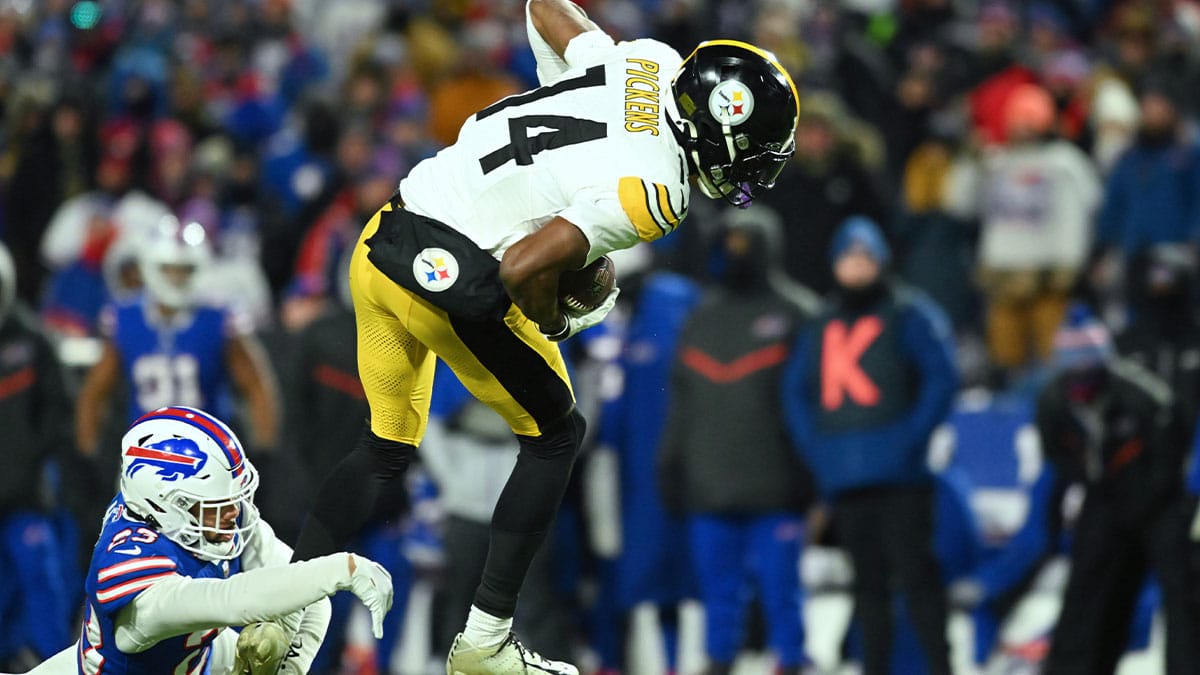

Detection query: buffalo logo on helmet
(708, 80), (755, 127)
(413, 247), (459, 292)
(125, 437), (208, 482)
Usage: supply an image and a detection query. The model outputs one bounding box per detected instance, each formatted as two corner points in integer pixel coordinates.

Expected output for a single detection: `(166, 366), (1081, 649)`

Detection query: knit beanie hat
(1005, 83), (1056, 137)
(1052, 304), (1113, 371)
(830, 216), (891, 266)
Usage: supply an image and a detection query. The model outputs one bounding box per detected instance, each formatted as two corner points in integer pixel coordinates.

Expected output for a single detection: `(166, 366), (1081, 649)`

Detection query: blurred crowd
(4, 0), (1200, 673)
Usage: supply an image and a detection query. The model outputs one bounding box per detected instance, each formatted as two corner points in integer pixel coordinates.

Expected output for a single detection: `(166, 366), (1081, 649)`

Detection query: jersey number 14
(478, 66), (608, 175)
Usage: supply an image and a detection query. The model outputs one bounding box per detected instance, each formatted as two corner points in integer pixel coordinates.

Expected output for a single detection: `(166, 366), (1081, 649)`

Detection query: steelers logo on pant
(412, 248), (459, 292)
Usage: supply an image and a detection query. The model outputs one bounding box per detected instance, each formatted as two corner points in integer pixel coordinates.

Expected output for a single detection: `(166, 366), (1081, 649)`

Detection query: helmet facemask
(681, 117), (794, 207)
(127, 456), (260, 562)
(172, 469), (260, 561)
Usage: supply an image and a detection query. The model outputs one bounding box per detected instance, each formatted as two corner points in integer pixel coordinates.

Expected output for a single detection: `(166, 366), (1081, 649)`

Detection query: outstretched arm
(113, 553), (392, 653)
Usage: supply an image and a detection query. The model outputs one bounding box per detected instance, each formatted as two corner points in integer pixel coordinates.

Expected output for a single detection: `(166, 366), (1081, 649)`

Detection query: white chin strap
(694, 163), (723, 199)
(681, 117), (741, 200)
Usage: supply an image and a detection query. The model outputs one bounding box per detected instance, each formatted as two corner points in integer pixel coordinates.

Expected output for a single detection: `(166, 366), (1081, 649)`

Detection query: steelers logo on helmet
(708, 80), (755, 127)
(413, 248), (459, 292)
(672, 40), (799, 206)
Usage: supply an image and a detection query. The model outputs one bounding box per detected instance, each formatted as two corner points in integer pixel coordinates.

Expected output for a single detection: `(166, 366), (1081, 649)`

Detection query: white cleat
(233, 621), (290, 675)
(446, 632), (578, 675)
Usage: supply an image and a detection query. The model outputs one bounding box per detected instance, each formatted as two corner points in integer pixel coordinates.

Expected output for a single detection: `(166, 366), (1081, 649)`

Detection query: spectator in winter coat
(1115, 245), (1200, 449)
(659, 205), (817, 675)
(895, 138), (978, 332)
(1094, 79), (1200, 307)
(1034, 306), (1198, 675)
(948, 83), (1100, 374)
(0, 242), (76, 670)
(781, 216), (958, 675)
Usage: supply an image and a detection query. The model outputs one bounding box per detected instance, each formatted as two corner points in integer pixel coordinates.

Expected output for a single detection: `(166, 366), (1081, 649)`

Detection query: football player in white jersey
(287, 1), (800, 673)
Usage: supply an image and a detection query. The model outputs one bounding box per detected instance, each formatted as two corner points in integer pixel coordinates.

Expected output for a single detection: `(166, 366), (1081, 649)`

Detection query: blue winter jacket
(1097, 141), (1200, 253)
(781, 286), (959, 497)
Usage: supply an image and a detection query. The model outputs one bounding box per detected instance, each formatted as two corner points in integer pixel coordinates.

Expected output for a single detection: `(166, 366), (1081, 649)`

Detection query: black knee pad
(517, 407), (586, 460)
(356, 426), (417, 478)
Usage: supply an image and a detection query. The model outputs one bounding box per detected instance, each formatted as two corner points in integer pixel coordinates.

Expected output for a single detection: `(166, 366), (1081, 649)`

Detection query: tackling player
(288, 1), (800, 673)
(16, 406), (392, 675)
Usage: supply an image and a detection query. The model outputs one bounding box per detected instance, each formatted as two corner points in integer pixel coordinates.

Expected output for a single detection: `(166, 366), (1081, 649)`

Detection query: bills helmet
(139, 215), (211, 309)
(671, 40), (800, 207)
(119, 406), (259, 561)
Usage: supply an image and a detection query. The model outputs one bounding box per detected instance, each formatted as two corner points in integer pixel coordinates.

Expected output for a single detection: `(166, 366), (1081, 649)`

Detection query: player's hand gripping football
(547, 287), (620, 342)
(347, 554), (394, 639)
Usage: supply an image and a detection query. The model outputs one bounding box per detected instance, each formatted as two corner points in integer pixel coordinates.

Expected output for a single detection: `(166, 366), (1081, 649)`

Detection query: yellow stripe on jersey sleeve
(654, 183), (682, 230)
(619, 177), (687, 242)
(618, 177), (669, 242)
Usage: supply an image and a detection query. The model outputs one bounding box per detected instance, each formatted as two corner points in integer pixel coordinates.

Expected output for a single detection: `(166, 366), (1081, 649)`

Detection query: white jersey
(400, 32), (690, 265)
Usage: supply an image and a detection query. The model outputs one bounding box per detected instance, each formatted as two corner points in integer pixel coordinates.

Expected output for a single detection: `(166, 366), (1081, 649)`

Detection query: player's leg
(746, 513), (807, 673)
(291, 220), (429, 561)
(831, 490), (893, 675)
(884, 487), (951, 675)
(1044, 497), (1131, 675)
(1146, 500), (1197, 675)
(687, 514), (748, 674)
(1, 513), (73, 660)
(402, 301), (582, 673)
(428, 308), (580, 604)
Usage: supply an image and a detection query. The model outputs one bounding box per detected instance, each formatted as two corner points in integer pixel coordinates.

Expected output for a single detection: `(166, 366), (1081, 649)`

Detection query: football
(558, 255), (617, 313)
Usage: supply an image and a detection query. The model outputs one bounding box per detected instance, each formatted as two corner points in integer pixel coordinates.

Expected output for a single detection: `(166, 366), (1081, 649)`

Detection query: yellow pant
(986, 291), (1069, 369)
(349, 204), (574, 444)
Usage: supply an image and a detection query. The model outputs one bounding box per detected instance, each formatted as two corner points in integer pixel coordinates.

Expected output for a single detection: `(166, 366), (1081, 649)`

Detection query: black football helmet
(671, 40), (799, 207)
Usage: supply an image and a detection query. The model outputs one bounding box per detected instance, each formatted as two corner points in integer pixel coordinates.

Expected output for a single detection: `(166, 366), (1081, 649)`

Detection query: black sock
(472, 409), (584, 617)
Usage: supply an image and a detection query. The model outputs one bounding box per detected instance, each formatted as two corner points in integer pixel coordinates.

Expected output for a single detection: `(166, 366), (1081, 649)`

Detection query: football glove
(233, 621), (289, 675)
(544, 287), (620, 342)
(348, 555), (394, 639)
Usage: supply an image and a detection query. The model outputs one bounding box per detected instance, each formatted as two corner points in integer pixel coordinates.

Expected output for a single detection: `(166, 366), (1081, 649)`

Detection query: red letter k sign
(821, 317), (883, 410)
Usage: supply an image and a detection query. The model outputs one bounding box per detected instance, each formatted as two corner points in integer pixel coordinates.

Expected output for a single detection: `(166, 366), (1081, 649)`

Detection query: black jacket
(1115, 311), (1200, 446)
(658, 288), (814, 515)
(0, 305), (71, 514)
(1036, 359), (1184, 524)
